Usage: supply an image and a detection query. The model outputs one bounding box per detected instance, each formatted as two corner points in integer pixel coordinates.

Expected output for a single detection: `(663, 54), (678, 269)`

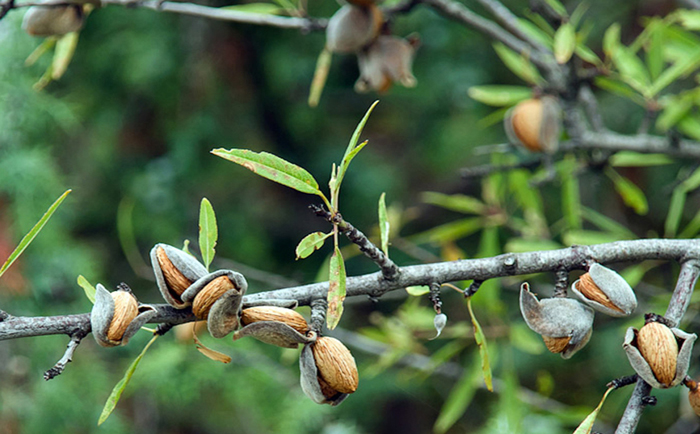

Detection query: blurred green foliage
(2, 0), (700, 433)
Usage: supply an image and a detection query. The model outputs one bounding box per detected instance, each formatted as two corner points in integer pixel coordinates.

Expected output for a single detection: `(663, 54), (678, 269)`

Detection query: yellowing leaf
(573, 387), (614, 433)
(308, 48), (332, 107)
(52, 32), (79, 80)
(378, 192), (390, 257)
(326, 246), (346, 330)
(295, 231), (332, 260)
(193, 325), (231, 363)
(212, 148), (324, 197)
(467, 297), (493, 392)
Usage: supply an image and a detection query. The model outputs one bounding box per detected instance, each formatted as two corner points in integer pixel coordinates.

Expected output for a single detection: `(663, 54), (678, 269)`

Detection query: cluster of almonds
(22, 1), (88, 37)
(92, 243), (359, 406)
(520, 263), (700, 412)
(504, 95), (562, 153)
(326, 0), (419, 93)
(520, 263), (638, 359)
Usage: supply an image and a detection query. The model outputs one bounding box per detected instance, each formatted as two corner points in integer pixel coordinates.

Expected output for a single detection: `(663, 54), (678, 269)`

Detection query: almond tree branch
(43, 329), (89, 380)
(1, 239), (698, 342)
(473, 0), (551, 55)
(310, 204), (400, 281)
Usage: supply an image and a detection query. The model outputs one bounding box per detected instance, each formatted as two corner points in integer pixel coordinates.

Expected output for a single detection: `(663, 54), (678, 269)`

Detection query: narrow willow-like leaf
(25, 37), (56, 66)
(665, 188), (686, 238)
(193, 324), (231, 363)
(573, 387), (614, 434)
(603, 23), (620, 59)
(98, 335), (158, 425)
(77, 275), (96, 304)
(211, 148), (323, 197)
(421, 192), (487, 215)
(612, 46), (652, 96)
(295, 231), (332, 260)
(648, 49), (700, 97)
(554, 22), (576, 64)
(542, 0), (567, 17)
(559, 157), (582, 230)
(605, 168), (648, 215)
(199, 198), (218, 271)
(467, 297), (493, 392)
(467, 85), (532, 106)
(52, 32), (79, 80)
(308, 47), (332, 108)
(221, 3), (283, 14)
(433, 354), (482, 434)
(326, 246), (346, 330)
(581, 207), (636, 239)
(492, 43), (543, 85)
(378, 193), (389, 257)
(0, 189), (71, 279)
(332, 101), (379, 206)
(610, 151), (673, 167)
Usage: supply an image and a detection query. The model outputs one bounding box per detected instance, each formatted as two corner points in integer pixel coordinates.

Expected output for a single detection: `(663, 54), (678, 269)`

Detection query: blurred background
(1, 0), (699, 432)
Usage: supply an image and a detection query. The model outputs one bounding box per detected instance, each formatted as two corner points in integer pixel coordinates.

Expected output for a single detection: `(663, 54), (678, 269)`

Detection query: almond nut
(637, 322), (679, 387)
(312, 337), (358, 394)
(241, 306), (309, 335)
(106, 290), (139, 341)
(192, 276), (235, 319)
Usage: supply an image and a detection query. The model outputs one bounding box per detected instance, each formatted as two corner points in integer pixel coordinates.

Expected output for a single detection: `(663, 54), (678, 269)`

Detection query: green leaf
(411, 217), (484, 244)
(308, 47), (332, 108)
(504, 238), (562, 253)
(198, 198), (217, 271)
(516, 18), (554, 46)
(332, 101), (379, 207)
(467, 85), (532, 106)
(678, 114), (700, 140)
(612, 45), (652, 96)
(433, 354), (482, 434)
(554, 22), (576, 64)
(492, 43), (543, 85)
(326, 246), (346, 330)
(77, 275), (96, 304)
(221, 3), (284, 14)
(559, 156), (582, 230)
(676, 10), (700, 30)
(646, 21), (665, 80)
(603, 23), (621, 58)
(605, 168), (648, 215)
(648, 48), (700, 96)
(657, 95), (693, 131)
(98, 335), (159, 425)
(421, 192), (487, 215)
(542, 0), (568, 18)
(610, 151), (674, 167)
(679, 208), (700, 238)
(405, 285), (430, 296)
(0, 189), (71, 279)
(581, 207), (636, 239)
(211, 148), (324, 197)
(295, 231), (332, 260)
(25, 37), (56, 67)
(52, 32), (79, 80)
(378, 193), (390, 257)
(563, 230), (624, 246)
(467, 297), (493, 392)
(594, 77), (646, 106)
(575, 43), (602, 66)
(665, 188), (686, 238)
(573, 387), (614, 434)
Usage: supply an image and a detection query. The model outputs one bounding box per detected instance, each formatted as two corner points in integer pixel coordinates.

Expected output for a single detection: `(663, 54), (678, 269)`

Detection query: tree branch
(0, 239), (698, 341)
(473, 0), (551, 55)
(43, 330), (89, 380)
(310, 205), (400, 281)
(614, 379), (653, 434)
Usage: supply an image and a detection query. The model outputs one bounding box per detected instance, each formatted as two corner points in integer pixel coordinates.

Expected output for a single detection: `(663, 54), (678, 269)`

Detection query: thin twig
(664, 259), (700, 327)
(310, 204), (400, 281)
(43, 330), (88, 380)
(614, 379), (653, 434)
(578, 84), (605, 132)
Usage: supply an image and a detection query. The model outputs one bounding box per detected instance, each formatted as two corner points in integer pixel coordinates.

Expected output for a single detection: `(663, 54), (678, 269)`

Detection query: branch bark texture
(1, 239), (697, 341)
